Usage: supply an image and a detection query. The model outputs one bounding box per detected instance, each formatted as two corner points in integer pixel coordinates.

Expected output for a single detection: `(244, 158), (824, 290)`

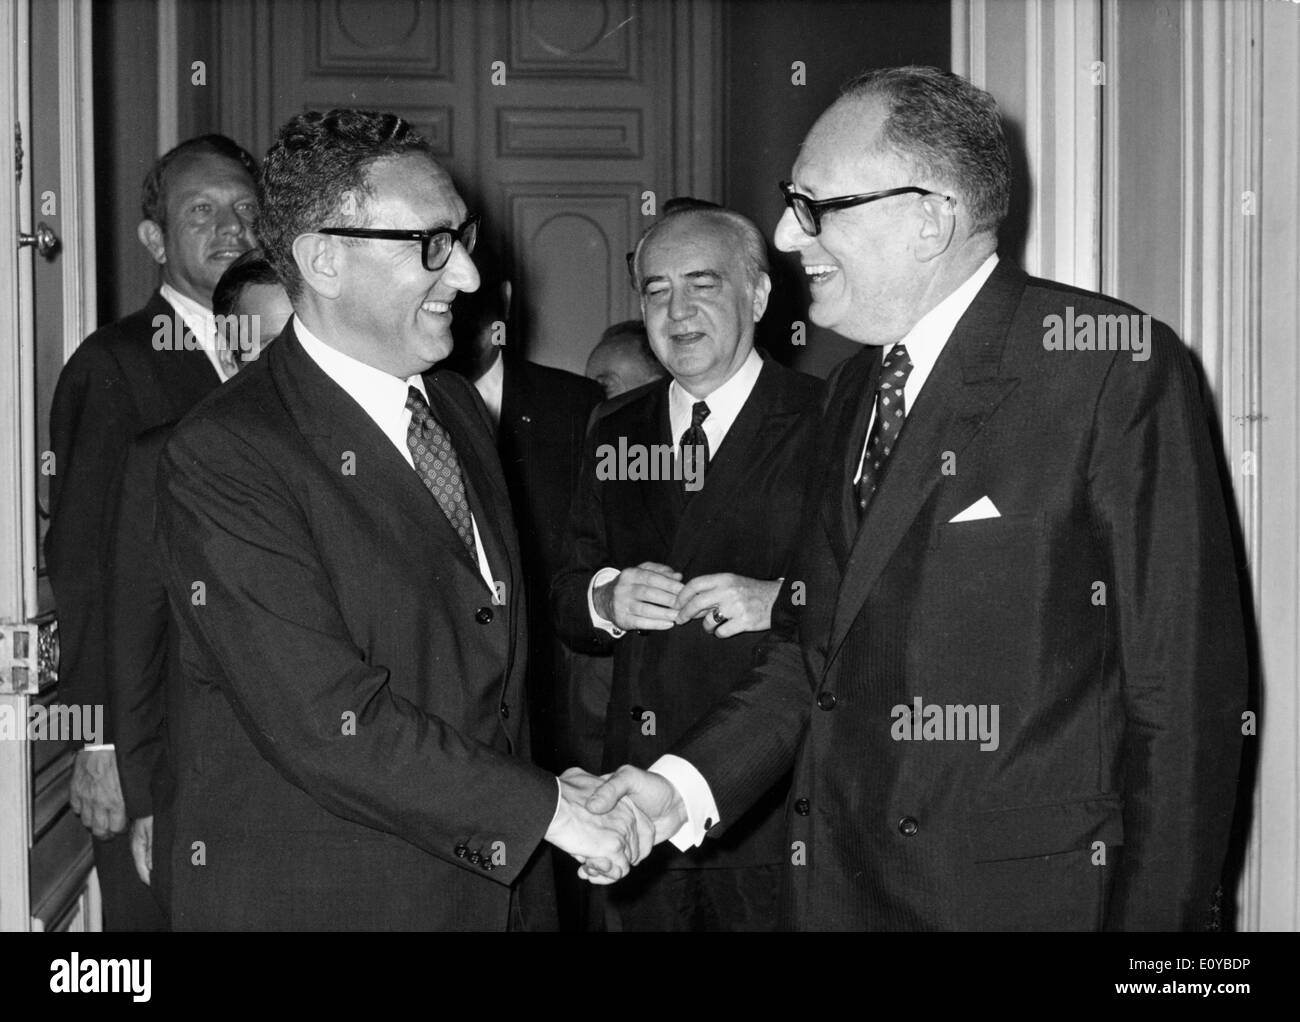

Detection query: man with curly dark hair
(154, 109), (648, 930)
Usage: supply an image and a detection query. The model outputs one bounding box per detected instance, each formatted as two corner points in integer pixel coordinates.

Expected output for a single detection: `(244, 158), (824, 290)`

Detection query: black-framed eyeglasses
(317, 213), (480, 271)
(779, 181), (952, 236)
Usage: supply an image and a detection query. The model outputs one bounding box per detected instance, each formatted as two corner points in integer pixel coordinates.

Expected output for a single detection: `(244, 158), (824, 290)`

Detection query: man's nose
(774, 206), (809, 253)
(668, 287), (695, 321)
(440, 241), (480, 293)
(216, 203), (247, 237)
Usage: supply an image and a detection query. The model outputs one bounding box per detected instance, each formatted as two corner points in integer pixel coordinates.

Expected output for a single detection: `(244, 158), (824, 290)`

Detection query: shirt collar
(668, 346), (763, 436)
(294, 315), (428, 441)
(887, 252), (999, 398)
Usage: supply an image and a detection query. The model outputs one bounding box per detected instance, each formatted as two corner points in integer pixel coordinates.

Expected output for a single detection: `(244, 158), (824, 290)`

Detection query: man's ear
(137, 220), (166, 265)
(293, 233), (342, 300)
(751, 271), (772, 322)
(915, 194), (957, 262)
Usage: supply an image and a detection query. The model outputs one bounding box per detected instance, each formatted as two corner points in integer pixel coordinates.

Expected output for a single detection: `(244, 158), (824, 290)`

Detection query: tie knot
(691, 401), (711, 428)
(877, 343), (913, 396)
(406, 386), (431, 421)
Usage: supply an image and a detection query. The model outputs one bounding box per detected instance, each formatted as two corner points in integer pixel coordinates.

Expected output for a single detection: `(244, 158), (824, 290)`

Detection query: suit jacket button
(898, 817), (919, 837)
(469, 850), (484, 866)
(455, 843), (469, 858)
(484, 860), (495, 871)
(499, 702), (509, 719)
(475, 606), (494, 624)
(795, 797), (810, 816)
(629, 705), (644, 720)
(816, 691), (837, 710)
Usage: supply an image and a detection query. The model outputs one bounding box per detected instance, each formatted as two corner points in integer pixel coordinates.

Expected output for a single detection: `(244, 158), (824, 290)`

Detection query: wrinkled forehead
(641, 217), (744, 277)
(164, 152), (255, 203)
(361, 154), (465, 226)
(793, 95), (894, 191)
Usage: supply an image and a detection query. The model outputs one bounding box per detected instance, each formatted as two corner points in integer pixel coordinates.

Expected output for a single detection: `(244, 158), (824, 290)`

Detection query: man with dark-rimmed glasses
(586, 66), (1247, 932)
(154, 108), (648, 930)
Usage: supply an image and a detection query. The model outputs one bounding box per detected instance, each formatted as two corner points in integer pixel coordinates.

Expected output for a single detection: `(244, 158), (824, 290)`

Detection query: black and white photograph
(0, 0), (1295, 1000)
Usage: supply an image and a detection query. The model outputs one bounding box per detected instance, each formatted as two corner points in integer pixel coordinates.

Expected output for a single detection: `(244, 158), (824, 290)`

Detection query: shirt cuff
(587, 567), (625, 637)
(83, 744), (115, 752)
(649, 754), (720, 851)
(548, 776), (563, 830)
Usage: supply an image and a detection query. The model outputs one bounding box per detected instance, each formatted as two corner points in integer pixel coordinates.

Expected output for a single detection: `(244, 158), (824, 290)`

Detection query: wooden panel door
(1, 0), (100, 933)
(208, 0), (720, 375)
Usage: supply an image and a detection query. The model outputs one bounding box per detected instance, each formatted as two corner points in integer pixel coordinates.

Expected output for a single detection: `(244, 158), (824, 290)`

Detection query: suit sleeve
(46, 341), (138, 744)
(106, 435), (170, 818)
(550, 421), (618, 655)
(157, 417), (558, 886)
(1087, 323), (1247, 930)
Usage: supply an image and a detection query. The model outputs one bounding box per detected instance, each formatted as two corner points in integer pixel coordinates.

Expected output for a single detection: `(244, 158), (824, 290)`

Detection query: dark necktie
(405, 386), (477, 560)
(855, 343), (914, 516)
(679, 400), (711, 482)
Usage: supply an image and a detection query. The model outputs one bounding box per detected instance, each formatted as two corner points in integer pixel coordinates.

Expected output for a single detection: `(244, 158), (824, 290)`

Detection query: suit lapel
(670, 359), (801, 568)
(630, 383), (682, 550)
(143, 291), (222, 413)
(821, 348), (880, 567)
(270, 326), (489, 588)
(824, 262), (1028, 668)
(424, 370), (514, 601)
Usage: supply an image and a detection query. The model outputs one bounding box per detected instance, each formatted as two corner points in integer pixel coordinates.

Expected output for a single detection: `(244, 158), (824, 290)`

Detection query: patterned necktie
(405, 386), (477, 559)
(679, 400), (711, 483)
(855, 343), (914, 516)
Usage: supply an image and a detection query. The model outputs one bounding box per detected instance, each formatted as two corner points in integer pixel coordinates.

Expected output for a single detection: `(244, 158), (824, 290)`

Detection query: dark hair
(631, 206), (769, 290)
(211, 250), (282, 319)
(257, 109), (435, 301)
(141, 134), (258, 227)
(840, 66), (1010, 235)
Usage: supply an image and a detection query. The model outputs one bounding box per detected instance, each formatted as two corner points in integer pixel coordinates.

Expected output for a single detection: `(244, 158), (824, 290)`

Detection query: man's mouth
(420, 299), (452, 315)
(804, 264), (838, 286)
(210, 248), (247, 262)
(672, 331), (705, 344)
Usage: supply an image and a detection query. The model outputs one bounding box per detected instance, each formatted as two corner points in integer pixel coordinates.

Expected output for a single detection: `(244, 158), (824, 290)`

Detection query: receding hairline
(634, 209), (768, 287)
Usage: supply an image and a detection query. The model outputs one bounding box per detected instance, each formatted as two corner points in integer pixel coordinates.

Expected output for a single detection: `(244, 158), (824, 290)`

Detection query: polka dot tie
(406, 386), (477, 559)
(679, 400), (711, 485)
(855, 343), (913, 516)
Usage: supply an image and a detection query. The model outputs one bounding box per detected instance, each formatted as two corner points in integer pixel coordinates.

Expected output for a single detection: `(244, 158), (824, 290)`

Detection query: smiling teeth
(804, 265), (837, 280)
(421, 301), (451, 313)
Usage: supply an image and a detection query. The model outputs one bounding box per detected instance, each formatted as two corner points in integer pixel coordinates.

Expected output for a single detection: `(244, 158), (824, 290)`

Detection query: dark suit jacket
(553, 356), (823, 870)
(676, 261), (1247, 929)
(156, 323), (558, 931)
(104, 425), (177, 913)
(47, 292), (218, 740)
(495, 357), (602, 770)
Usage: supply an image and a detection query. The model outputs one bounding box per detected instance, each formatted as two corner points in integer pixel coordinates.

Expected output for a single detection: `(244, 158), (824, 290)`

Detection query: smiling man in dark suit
(552, 206), (822, 930)
(155, 109), (644, 931)
(47, 133), (259, 930)
(587, 67), (1247, 931)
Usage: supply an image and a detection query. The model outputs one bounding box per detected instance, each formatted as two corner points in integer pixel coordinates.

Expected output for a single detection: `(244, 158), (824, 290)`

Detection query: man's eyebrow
(684, 269), (722, 281)
(639, 273), (669, 290)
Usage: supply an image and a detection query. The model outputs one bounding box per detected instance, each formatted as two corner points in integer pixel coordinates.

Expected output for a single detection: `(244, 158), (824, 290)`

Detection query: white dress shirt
(661, 253), (1001, 852)
(587, 347), (765, 636)
(294, 316), (497, 596)
(160, 282), (231, 382)
(853, 253), (999, 484)
(473, 350), (505, 427)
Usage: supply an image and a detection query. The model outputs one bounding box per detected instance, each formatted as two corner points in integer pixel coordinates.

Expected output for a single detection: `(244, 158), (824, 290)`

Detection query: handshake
(543, 766), (689, 883)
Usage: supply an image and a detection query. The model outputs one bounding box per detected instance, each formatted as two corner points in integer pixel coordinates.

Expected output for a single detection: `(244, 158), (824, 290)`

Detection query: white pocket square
(949, 496), (1001, 523)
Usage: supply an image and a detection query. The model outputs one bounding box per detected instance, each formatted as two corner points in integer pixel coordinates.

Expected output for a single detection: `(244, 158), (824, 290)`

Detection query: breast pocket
(930, 511), (1042, 550)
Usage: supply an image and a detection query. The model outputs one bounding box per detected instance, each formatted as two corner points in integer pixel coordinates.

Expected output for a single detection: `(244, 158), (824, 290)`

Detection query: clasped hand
(546, 766), (688, 885)
(596, 562), (781, 638)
